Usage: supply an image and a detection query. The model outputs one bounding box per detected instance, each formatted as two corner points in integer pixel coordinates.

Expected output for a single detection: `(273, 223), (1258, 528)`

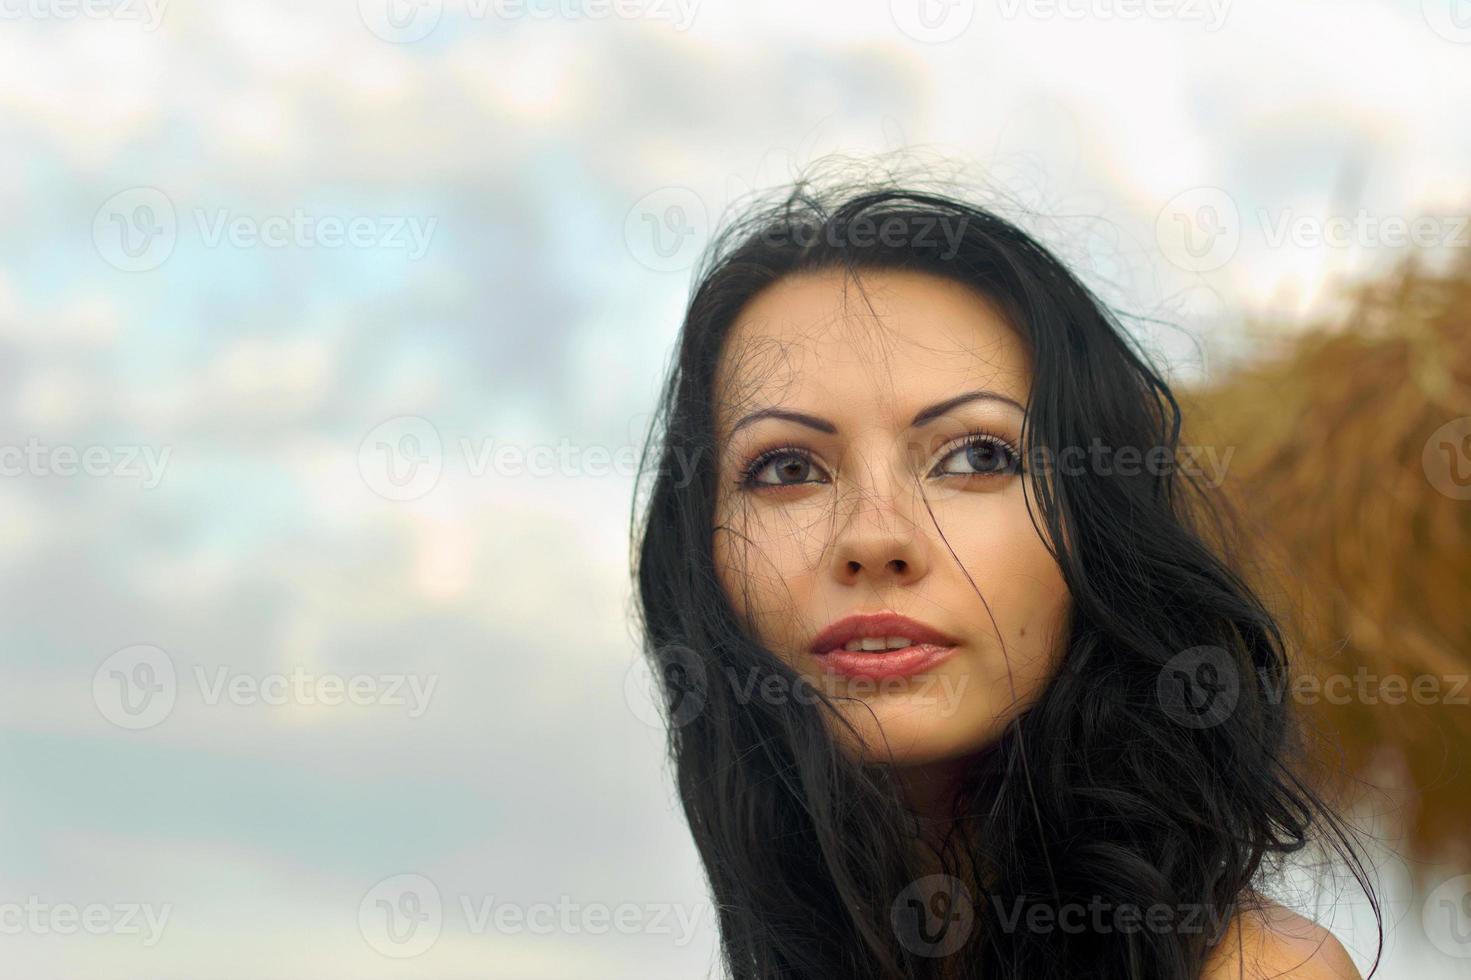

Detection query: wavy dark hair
(628, 178), (1382, 979)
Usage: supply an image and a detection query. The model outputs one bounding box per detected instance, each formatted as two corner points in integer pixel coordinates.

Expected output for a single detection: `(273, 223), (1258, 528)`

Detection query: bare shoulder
(1202, 896), (1362, 980)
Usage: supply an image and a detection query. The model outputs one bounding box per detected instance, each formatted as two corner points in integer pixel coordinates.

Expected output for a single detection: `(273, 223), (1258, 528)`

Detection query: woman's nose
(826, 460), (930, 585)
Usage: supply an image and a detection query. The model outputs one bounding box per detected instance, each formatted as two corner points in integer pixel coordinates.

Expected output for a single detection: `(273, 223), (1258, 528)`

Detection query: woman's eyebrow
(911, 389), (1027, 425)
(728, 388), (1025, 437)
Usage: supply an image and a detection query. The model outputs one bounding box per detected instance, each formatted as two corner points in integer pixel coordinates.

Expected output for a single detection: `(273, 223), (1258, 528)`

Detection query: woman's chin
(826, 702), (1005, 770)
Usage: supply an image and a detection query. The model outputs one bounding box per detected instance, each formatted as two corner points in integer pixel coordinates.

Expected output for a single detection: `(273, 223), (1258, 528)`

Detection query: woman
(629, 179), (1381, 979)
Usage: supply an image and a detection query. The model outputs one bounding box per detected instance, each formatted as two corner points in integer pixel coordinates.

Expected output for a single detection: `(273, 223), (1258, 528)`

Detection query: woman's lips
(813, 642), (959, 680)
(806, 611), (962, 681)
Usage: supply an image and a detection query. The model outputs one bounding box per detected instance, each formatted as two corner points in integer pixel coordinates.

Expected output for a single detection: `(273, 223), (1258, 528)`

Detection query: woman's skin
(712, 267), (1070, 773)
(1203, 899), (1364, 979)
(709, 266), (1362, 979)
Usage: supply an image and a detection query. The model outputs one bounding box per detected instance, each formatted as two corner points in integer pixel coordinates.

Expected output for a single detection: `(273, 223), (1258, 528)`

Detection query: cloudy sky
(1, 0), (1468, 976)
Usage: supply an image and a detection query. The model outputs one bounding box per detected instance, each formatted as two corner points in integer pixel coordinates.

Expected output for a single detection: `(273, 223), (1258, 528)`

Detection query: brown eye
(741, 449), (827, 488)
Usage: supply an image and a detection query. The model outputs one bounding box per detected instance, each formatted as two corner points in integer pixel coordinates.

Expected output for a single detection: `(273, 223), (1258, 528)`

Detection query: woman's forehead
(714, 268), (1032, 431)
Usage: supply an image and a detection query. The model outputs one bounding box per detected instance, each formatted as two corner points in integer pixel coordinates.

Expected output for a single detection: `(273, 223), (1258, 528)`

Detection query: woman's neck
(893, 754), (980, 869)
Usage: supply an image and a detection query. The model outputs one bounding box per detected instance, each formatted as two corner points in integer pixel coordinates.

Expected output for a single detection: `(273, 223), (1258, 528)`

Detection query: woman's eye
(740, 434), (1019, 490)
(742, 450), (826, 488)
(932, 435), (1021, 478)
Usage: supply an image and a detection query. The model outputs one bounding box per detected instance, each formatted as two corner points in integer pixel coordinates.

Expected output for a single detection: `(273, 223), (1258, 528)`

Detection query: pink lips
(808, 611), (960, 680)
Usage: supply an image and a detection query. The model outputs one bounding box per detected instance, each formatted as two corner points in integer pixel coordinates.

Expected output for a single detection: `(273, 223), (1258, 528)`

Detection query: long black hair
(628, 176), (1382, 979)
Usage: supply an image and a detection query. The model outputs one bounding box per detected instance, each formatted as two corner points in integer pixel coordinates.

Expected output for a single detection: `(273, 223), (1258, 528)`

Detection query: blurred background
(1, 0), (1469, 976)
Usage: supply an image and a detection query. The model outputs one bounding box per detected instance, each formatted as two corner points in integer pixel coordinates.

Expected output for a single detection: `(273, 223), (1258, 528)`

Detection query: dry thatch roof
(1179, 252), (1471, 881)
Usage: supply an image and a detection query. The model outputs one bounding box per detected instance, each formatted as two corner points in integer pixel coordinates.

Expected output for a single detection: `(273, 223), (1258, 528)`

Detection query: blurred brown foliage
(1182, 251), (1471, 884)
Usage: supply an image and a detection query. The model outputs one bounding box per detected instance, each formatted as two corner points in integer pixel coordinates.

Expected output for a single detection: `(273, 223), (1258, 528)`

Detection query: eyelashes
(737, 444), (817, 490)
(735, 430), (1023, 491)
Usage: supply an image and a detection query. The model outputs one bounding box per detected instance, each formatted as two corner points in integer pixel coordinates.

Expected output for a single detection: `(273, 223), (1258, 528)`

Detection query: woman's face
(712, 267), (1071, 768)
